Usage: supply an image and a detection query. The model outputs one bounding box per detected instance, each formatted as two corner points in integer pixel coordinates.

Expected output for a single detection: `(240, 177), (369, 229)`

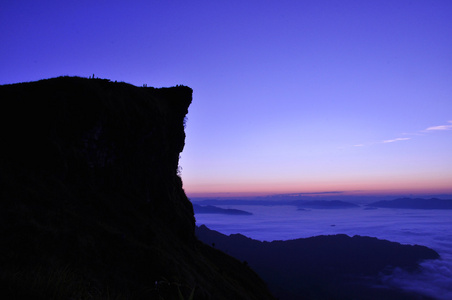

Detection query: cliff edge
(0, 77), (274, 299)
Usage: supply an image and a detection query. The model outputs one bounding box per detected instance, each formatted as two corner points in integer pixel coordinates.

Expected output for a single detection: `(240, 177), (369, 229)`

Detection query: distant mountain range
(293, 200), (359, 209)
(193, 204), (252, 215)
(193, 199), (359, 209)
(196, 225), (439, 300)
(193, 197), (452, 210)
(367, 198), (452, 209)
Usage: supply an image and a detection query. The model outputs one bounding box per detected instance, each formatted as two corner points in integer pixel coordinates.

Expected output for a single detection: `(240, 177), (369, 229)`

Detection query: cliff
(0, 77), (274, 299)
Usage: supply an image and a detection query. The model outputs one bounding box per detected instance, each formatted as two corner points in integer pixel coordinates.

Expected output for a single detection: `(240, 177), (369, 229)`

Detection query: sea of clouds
(195, 205), (452, 300)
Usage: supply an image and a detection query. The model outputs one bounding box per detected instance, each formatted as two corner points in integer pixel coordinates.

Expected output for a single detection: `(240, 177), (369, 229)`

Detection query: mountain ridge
(196, 225), (439, 300)
(367, 198), (452, 209)
(193, 204), (253, 215)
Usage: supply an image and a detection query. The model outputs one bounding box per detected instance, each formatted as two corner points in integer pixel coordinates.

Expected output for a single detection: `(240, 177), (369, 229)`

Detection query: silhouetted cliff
(0, 77), (274, 299)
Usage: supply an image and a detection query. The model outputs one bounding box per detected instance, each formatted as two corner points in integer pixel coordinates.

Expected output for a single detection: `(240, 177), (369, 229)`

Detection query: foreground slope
(0, 77), (274, 299)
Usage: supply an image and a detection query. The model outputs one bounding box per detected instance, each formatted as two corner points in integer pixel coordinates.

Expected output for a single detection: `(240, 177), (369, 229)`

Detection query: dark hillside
(197, 225), (439, 300)
(0, 77), (274, 299)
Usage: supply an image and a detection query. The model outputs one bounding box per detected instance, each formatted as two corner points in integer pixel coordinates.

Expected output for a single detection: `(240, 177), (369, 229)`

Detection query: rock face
(0, 77), (274, 299)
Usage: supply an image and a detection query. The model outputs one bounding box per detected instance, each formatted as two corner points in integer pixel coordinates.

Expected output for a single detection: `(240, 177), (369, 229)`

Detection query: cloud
(382, 137), (411, 144)
(401, 132), (424, 136)
(351, 120), (451, 148)
(382, 257), (452, 300)
(424, 121), (452, 131)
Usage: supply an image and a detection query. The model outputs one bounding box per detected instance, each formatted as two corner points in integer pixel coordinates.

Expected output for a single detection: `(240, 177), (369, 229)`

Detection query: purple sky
(1, 0), (451, 197)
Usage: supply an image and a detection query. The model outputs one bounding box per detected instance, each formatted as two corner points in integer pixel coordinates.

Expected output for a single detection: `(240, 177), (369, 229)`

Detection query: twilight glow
(1, 0), (451, 197)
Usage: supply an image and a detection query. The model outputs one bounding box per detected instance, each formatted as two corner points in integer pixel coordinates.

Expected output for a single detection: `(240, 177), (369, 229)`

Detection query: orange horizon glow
(183, 178), (452, 198)
(185, 186), (452, 198)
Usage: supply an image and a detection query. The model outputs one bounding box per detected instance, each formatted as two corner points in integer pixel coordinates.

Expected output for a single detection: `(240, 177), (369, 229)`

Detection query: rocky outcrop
(0, 77), (274, 299)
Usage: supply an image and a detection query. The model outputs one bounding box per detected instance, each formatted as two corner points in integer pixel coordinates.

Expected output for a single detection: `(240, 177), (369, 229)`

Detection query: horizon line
(186, 190), (452, 199)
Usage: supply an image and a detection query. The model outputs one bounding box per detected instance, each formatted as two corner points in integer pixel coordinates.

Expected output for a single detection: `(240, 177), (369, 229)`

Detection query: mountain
(193, 204), (252, 215)
(193, 198), (359, 208)
(196, 225), (439, 300)
(0, 77), (274, 299)
(367, 198), (452, 209)
(292, 200), (359, 209)
(193, 199), (286, 206)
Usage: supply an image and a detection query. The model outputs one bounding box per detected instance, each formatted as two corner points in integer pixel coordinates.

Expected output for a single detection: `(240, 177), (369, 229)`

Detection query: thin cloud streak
(401, 132), (424, 136)
(382, 137), (411, 144)
(353, 120), (451, 148)
(424, 120), (452, 131)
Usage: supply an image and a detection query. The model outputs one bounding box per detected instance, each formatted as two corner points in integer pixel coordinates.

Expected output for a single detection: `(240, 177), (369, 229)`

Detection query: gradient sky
(1, 0), (451, 197)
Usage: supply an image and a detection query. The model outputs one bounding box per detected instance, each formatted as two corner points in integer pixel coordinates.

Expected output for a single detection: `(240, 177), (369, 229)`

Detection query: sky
(1, 0), (451, 197)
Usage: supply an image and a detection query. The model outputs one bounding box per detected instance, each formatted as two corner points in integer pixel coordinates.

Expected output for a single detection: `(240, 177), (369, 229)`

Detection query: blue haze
(195, 205), (452, 300)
